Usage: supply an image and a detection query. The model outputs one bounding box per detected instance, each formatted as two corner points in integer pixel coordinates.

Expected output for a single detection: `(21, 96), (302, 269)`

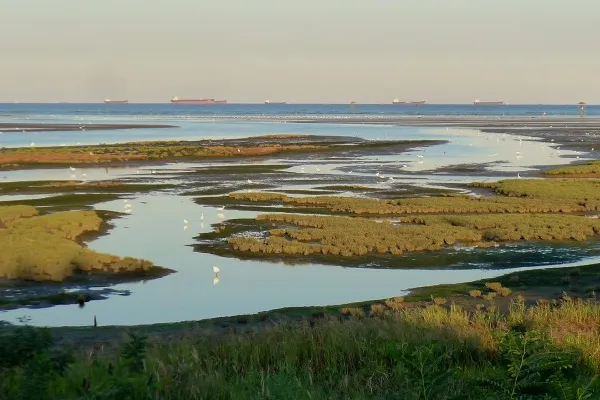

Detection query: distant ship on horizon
(264, 100), (286, 104)
(392, 98), (426, 105)
(104, 99), (129, 104)
(473, 100), (505, 106)
(170, 97), (227, 104)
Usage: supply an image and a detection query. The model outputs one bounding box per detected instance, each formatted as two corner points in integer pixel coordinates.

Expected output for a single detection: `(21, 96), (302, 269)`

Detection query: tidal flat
(1, 127), (600, 327)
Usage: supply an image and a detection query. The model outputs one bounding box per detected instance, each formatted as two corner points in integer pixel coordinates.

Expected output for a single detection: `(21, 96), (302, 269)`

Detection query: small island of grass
(0, 205), (167, 281)
(194, 178), (600, 262)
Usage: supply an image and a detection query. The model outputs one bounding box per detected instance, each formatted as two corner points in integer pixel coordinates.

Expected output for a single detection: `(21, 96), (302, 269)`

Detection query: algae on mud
(0, 136), (443, 168)
(0, 205), (165, 281)
(0, 180), (174, 195)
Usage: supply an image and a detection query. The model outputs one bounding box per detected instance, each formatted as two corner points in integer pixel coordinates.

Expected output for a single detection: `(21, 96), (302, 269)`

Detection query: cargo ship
(264, 100), (286, 104)
(104, 99), (129, 104)
(170, 97), (227, 104)
(392, 98), (426, 105)
(473, 100), (505, 105)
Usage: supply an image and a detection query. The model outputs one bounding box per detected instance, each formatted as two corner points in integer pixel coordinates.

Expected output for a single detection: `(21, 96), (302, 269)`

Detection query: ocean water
(1, 102), (598, 120)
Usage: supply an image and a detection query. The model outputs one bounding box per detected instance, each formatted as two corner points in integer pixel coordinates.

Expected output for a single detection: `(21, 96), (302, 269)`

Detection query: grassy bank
(3, 267), (600, 398)
(0, 205), (163, 281)
(545, 159), (600, 176)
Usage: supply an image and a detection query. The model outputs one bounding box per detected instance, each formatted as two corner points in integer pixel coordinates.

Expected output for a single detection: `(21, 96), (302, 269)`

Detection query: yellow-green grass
(469, 178), (600, 205)
(228, 213), (600, 257)
(227, 181), (599, 214)
(3, 295), (600, 398)
(545, 160), (600, 176)
(0, 205), (157, 281)
(4, 261), (600, 397)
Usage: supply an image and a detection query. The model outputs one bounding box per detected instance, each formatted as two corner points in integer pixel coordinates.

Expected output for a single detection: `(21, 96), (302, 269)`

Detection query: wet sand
(0, 122), (177, 132)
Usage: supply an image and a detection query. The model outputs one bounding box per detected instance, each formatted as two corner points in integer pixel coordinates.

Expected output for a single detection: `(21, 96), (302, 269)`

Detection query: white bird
(124, 199), (129, 203)
(217, 206), (225, 211)
(69, 167), (76, 171)
(213, 265), (220, 275)
(200, 213), (204, 221)
(517, 173), (522, 179)
(183, 219), (189, 225)
(247, 179), (253, 184)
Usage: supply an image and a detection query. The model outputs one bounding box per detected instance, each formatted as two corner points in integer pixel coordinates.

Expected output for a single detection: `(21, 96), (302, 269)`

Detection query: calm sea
(0, 103), (597, 119)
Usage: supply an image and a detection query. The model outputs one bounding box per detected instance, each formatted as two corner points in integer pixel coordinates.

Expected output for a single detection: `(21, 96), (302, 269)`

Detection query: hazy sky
(1, 0), (599, 103)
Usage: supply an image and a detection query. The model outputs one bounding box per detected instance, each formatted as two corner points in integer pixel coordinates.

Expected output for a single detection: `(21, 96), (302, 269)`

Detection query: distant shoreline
(0, 122), (177, 132)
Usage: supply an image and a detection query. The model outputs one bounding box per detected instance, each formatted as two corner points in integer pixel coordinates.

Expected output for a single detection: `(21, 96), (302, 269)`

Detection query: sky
(1, 0), (599, 103)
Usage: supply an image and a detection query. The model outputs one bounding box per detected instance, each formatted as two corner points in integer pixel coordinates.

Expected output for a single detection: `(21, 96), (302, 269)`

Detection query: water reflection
(2, 194), (599, 327)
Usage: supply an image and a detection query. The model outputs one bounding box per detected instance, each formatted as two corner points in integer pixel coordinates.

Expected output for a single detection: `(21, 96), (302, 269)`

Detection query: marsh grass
(545, 160), (600, 176)
(2, 297), (600, 398)
(226, 213), (600, 257)
(227, 183), (598, 214)
(0, 206), (157, 281)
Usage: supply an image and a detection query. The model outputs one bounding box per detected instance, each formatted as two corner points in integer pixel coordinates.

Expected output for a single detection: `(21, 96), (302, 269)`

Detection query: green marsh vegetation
(226, 178), (600, 214)
(0, 205), (159, 281)
(191, 178), (600, 260)
(226, 213), (600, 257)
(2, 287), (600, 398)
(544, 160), (600, 176)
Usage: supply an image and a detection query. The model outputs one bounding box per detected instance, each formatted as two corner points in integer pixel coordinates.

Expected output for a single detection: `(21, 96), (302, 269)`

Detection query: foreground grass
(0, 205), (161, 281)
(2, 295), (600, 399)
